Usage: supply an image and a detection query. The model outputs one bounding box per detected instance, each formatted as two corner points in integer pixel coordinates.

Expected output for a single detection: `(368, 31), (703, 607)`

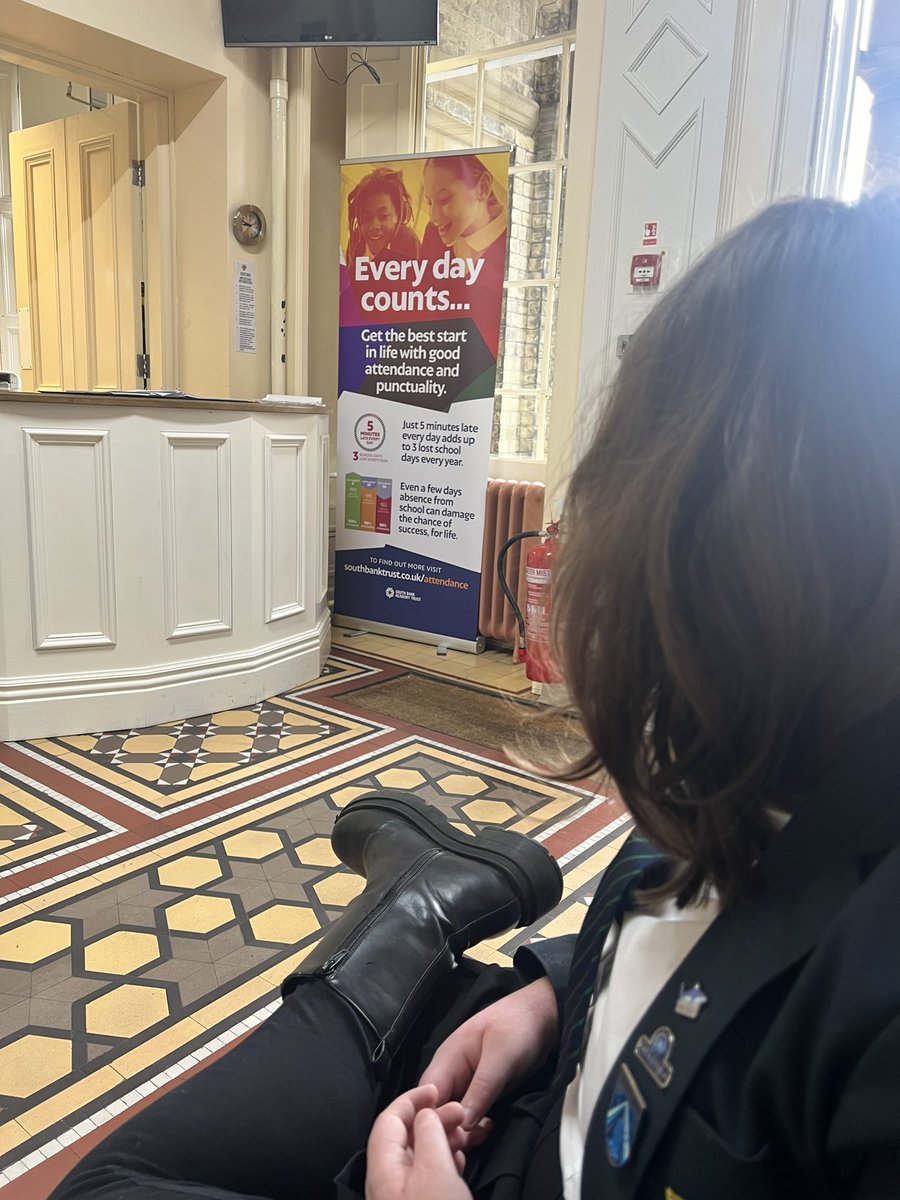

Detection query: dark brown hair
(555, 195), (900, 906)
(346, 166), (414, 261)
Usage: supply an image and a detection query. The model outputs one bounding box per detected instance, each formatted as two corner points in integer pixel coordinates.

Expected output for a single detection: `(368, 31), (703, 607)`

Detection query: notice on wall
(233, 260), (257, 353)
(333, 148), (510, 649)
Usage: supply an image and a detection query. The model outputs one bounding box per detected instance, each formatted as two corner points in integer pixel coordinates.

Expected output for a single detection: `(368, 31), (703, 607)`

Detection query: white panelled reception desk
(0, 394), (331, 740)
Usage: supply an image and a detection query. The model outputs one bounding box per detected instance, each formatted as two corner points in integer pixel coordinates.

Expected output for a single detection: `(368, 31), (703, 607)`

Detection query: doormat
(346, 672), (589, 758)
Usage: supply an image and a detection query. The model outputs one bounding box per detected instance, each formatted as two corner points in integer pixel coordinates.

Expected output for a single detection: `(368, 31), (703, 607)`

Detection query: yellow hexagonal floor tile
(437, 773), (489, 797)
(122, 735), (176, 754)
(122, 763), (164, 782)
(462, 799), (517, 824)
(0, 919), (71, 965)
(0, 1034), (72, 1098)
(331, 786), (372, 809)
(189, 764), (232, 781)
(451, 821), (476, 837)
(249, 904), (318, 945)
(222, 830), (284, 861)
(157, 855), (224, 890)
(295, 838), (339, 868)
(374, 769), (426, 791)
(211, 710), (260, 726)
(164, 894), (236, 935)
(84, 930), (161, 975)
(201, 734), (254, 754)
(85, 983), (170, 1038)
(313, 873), (366, 907)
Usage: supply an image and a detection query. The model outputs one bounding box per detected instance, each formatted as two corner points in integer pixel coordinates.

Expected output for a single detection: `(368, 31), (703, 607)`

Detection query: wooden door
(9, 101), (142, 391)
(8, 114), (73, 390)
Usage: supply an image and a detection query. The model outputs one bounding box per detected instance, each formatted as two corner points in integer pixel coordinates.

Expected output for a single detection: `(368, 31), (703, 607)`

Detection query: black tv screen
(221, 0), (438, 47)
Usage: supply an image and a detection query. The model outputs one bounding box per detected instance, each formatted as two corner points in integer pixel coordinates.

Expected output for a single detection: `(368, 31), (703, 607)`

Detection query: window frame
(423, 27), (577, 468)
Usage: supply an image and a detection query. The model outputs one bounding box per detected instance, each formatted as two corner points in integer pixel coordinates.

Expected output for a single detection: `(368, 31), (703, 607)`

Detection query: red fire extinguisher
(524, 522), (560, 683)
(496, 521), (561, 683)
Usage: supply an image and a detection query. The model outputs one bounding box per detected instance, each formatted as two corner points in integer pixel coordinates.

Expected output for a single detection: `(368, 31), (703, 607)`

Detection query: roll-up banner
(334, 148), (510, 651)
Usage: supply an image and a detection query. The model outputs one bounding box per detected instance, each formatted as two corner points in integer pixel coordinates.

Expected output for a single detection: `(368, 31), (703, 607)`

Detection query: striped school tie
(550, 831), (665, 1093)
(521, 832), (667, 1200)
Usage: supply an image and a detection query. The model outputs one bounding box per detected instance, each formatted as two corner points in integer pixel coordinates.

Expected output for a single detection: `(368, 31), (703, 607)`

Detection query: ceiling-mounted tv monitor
(221, 0), (438, 47)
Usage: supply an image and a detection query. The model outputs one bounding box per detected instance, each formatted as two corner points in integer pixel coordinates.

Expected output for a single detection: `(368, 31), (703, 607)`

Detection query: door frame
(0, 38), (177, 388)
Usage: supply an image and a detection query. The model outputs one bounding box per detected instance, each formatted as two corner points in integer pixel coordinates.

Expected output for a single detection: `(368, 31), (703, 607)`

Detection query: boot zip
(318, 848), (442, 977)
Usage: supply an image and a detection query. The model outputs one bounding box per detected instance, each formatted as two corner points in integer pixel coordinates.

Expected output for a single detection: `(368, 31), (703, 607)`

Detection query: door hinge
(136, 352), (150, 380)
(132, 159), (145, 187)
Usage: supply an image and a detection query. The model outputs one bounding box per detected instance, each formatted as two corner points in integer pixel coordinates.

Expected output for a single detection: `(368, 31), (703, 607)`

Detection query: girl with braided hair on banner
(346, 165), (421, 307)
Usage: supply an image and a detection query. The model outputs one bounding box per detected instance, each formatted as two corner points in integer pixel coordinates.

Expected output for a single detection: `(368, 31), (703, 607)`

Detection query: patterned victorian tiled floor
(0, 646), (627, 1197)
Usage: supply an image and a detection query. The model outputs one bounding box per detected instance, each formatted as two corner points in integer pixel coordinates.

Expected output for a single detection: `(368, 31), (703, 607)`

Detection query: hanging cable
(313, 47), (381, 86)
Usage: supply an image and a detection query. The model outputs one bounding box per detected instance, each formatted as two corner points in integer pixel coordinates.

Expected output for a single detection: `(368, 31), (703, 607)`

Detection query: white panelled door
(578, 0), (740, 386)
(345, 47), (421, 160)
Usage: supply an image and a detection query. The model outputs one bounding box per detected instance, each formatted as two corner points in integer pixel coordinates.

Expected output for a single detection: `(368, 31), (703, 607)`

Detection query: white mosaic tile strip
(0, 762), (126, 831)
(556, 809), (633, 867)
(290, 655), (382, 694)
(533, 792), (612, 845)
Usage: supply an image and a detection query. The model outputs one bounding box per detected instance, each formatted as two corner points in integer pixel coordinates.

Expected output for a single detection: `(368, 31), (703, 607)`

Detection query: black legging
(49, 965), (529, 1200)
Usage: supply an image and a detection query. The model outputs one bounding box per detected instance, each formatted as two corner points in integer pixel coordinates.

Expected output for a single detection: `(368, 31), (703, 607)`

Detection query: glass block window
(425, 0), (577, 460)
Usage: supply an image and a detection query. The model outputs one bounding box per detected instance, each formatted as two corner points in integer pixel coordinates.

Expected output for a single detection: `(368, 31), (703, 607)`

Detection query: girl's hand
(419, 977), (559, 1130)
(366, 1084), (476, 1200)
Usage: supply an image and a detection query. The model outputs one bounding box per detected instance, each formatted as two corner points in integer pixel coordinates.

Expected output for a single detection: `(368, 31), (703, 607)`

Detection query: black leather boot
(282, 790), (563, 1061)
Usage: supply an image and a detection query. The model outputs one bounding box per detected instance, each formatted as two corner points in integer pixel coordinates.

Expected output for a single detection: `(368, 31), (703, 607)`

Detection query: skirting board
(0, 615), (332, 741)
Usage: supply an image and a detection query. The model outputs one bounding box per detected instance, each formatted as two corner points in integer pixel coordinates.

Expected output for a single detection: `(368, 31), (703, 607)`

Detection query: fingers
(413, 1107), (465, 1177)
(435, 1102), (493, 1153)
(419, 1038), (476, 1106)
(460, 1060), (507, 1130)
(366, 1084), (440, 1198)
(382, 1083), (440, 1132)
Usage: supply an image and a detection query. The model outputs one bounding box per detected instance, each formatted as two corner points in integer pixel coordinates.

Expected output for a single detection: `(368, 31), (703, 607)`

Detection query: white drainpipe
(270, 48), (288, 393)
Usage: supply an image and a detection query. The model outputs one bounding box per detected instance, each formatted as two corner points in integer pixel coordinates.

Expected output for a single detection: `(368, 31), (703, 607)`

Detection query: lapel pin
(674, 982), (708, 1020)
(605, 1062), (647, 1168)
(634, 1025), (675, 1089)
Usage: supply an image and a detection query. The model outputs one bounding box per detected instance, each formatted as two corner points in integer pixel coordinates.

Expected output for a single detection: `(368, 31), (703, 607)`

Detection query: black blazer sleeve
(514, 935), (578, 1015)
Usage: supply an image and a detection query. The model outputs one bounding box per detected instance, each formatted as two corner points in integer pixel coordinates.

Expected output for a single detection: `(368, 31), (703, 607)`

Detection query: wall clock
(232, 204), (267, 246)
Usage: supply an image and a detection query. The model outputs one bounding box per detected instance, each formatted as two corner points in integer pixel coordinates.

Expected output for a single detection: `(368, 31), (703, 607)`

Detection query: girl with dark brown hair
(52, 196), (900, 1200)
(346, 166), (421, 277)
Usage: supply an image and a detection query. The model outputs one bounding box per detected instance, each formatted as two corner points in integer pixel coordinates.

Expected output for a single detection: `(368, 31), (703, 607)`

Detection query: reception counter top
(0, 393), (331, 740)
(2, 391), (325, 414)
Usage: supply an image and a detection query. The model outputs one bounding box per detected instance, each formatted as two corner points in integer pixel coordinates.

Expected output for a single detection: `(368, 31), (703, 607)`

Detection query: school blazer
(518, 707), (900, 1200)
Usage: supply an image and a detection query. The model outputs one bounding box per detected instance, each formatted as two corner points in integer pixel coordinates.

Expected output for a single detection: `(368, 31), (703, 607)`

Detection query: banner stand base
(334, 614), (484, 655)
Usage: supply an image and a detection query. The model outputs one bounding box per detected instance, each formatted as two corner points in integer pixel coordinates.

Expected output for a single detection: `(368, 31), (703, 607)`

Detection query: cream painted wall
(302, 50), (347, 426)
(3, 0), (275, 398)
